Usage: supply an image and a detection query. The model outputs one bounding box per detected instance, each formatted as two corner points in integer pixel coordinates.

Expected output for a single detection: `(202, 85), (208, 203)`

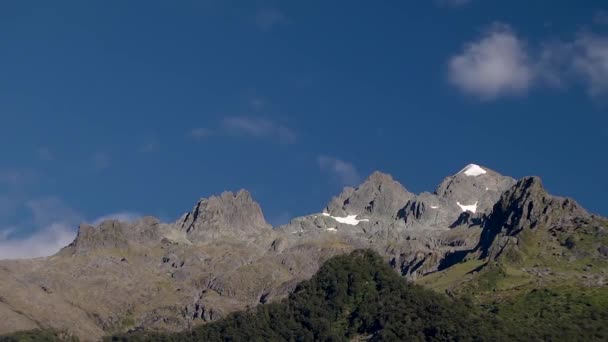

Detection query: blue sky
(1, 1), (607, 258)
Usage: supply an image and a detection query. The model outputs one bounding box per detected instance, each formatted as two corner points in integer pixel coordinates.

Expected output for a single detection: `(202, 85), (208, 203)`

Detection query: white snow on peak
(456, 201), (478, 213)
(458, 164), (487, 177)
(326, 227), (337, 232)
(321, 213), (369, 225)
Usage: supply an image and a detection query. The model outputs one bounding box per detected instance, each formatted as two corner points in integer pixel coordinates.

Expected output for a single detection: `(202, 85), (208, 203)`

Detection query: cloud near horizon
(0, 222), (76, 259)
(318, 155), (361, 186)
(0, 195), (141, 260)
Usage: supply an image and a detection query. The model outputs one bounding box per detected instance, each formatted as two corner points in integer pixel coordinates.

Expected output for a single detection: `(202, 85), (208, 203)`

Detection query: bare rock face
(325, 171), (414, 219)
(477, 176), (591, 260)
(178, 190), (272, 242)
(0, 164), (602, 341)
(435, 165), (515, 219)
(62, 221), (130, 255)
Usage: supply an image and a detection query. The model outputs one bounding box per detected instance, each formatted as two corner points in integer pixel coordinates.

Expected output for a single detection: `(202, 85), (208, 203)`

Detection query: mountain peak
(325, 171), (414, 218)
(179, 190), (271, 241)
(457, 163), (488, 177)
(434, 164), (516, 216)
(366, 170), (396, 183)
(61, 221), (130, 255)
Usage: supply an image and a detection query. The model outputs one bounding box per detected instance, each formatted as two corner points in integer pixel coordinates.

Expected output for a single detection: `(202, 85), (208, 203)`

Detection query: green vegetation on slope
(0, 329), (77, 342)
(487, 286), (608, 342)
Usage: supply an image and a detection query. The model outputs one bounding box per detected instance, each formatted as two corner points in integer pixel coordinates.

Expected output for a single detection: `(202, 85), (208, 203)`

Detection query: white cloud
(318, 155), (361, 186)
(448, 22), (608, 99)
(0, 223), (76, 260)
(0, 195), (140, 260)
(536, 33), (608, 96)
(222, 117), (296, 144)
(572, 34), (608, 96)
(448, 23), (533, 99)
(255, 8), (286, 31)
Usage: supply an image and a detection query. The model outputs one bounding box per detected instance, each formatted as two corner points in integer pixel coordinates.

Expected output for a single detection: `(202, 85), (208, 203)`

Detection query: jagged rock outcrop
(396, 164), (515, 232)
(475, 176), (592, 260)
(325, 171), (414, 219)
(0, 164), (603, 341)
(61, 217), (164, 255)
(178, 190), (272, 242)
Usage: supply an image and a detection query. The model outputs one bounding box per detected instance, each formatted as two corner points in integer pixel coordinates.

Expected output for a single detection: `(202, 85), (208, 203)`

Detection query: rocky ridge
(0, 164), (604, 341)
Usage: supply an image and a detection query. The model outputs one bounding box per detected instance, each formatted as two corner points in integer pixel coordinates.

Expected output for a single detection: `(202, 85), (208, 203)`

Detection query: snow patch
(326, 227), (337, 232)
(430, 206), (439, 209)
(458, 164), (487, 177)
(321, 213), (369, 226)
(456, 201), (478, 213)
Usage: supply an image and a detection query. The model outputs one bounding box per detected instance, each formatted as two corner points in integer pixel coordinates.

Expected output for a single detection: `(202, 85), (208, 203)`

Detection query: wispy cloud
(0, 211), (142, 260)
(536, 33), (608, 96)
(448, 23), (533, 100)
(0, 196), (81, 260)
(92, 212), (141, 226)
(255, 8), (287, 31)
(0, 195), (141, 260)
(189, 127), (212, 140)
(318, 155), (361, 186)
(221, 117), (297, 144)
(572, 34), (608, 96)
(26, 197), (83, 227)
(0, 222), (76, 260)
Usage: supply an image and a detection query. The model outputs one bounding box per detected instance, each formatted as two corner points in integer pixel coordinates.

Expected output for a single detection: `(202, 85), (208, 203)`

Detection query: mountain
(108, 250), (608, 342)
(0, 164), (606, 341)
(109, 250), (504, 341)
